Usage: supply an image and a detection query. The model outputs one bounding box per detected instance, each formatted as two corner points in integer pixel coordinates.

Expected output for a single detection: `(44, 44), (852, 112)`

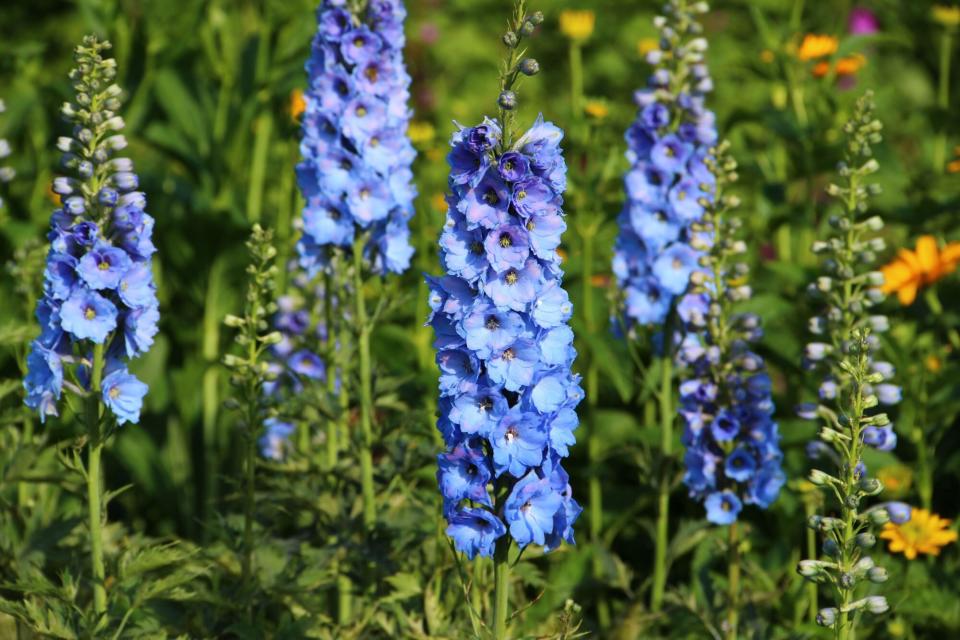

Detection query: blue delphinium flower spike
(612, 0), (717, 331)
(23, 37), (158, 424)
(676, 142), (785, 524)
(296, 0), (417, 276)
(430, 113), (582, 557)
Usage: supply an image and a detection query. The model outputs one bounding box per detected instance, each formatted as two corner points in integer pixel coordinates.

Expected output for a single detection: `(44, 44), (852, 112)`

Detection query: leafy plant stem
(569, 41), (583, 118)
(352, 237), (377, 529)
(493, 541), (511, 639)
(651, 353), (674, 612)
(725, 522), (740, 640)
(85, 342), (107, 620)
(933, 30), (953, 172)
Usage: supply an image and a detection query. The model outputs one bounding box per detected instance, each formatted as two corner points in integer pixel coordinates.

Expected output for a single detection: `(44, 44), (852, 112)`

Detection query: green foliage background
(1, 0), (960, 637)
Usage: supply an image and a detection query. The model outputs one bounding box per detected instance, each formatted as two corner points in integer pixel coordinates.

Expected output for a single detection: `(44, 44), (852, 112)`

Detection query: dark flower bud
(520, 20), (536, 36)
(503, 31), (518, 48)
(498, 90), (517, 110)
(519, 58), (540, 76)
(855, 532), (876, 549)
(528, 11), (544, 25)
(817, 608), (838, 627)
(867, 566), (888, 583)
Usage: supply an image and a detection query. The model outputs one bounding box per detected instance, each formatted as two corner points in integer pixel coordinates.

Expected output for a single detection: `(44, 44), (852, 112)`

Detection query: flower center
(471, 242), (484, 255)
(521, 501), (532, 513)
(84, 307), (96, 320)
(499, 233), (512, 248)
(478, 397), (492, 412)
(359, 188), (370, 200)
(516, 190), (527, 201)
(485, 315), (500, 330)
(364, 65), (378, 81)
(109, 387), (121, 399)
(672, 258), (683, 269)
(502, 348), (515, 361)
(482, 190), (499, 205)
(505, 270), (519, 285)
(370, 137), (380, 147)
(526, 220), (535, 231)
(354, 37), (365, 47)
(98, 260), (110, 271)
(356, 106), (367, 117)
(721, 500), (731, 511)
(505, 426), (518, 442)
(504, 160), (514, 172)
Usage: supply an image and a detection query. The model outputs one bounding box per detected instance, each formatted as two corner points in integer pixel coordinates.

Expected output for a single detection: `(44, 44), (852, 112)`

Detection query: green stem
(352, 238), (377, 529)
(569, 42), (584, 117)
(651, 354), (674, 613)
(246, 111), (273, 223)
(726, 523), (741, 640)
(17, 416), (33, 511)
(493, 543), (511, 639)
(934, 31), (953, 172)
(86, 344), (107, 620)
(915, 366), (933, 510)
(581, 226), (610, 627)
(804, 494), (819, 621)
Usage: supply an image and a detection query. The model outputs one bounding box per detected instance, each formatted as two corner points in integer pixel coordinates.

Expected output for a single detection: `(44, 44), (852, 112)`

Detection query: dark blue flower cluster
(612, 4), (717, 329)
(24, 38), (157, 425)
(429, 116), (582, 559)
(296, 0), (417, 276)
(677, 302), (785, 524)
(676, 144), (784, 525)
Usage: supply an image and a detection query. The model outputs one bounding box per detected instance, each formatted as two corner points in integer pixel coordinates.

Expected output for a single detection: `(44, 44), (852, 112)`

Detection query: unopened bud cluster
(798, 92), (896, 634)
(224, 225), (282, 450)
(497, 0), (544, 145)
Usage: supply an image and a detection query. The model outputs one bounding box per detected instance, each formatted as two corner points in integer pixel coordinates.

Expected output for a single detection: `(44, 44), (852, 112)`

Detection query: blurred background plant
(0, 0), (959, 637)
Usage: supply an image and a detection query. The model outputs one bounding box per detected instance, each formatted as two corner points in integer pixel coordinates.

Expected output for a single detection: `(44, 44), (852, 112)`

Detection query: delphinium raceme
(429, 2), (581, 636)
(222, 224), (282, 620)
(0, 98), (13, 213)
(610, 0), (717, 613)
(21, 36), (158, 622)
(676, 142), (784, 639)
(796, 92), (897, 639)
(295, 0), (417, 528)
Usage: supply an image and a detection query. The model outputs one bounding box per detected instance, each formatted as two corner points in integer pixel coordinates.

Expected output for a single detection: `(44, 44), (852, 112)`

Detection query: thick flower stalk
(0, 98), (13, 212)
(677, 143), (785, 525)
(296, 0), (417, 276)
(429, 3), (580, 637)
(611, 0), (717, 331)
(222, 224), (282, 620)
(21, 36), (158, 620)
(676, 143), (784, 639)
(796, 92), (896, 639)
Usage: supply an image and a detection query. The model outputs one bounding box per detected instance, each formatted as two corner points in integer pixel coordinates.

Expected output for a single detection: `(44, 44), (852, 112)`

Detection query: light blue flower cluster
(296, 0), (417, 276)
(612, 0), (717, 330)
(23, 37), (157, 425)
(0, 99), (13, 210)
(430, 116), (582, 559)
(676, 144), (784, 525)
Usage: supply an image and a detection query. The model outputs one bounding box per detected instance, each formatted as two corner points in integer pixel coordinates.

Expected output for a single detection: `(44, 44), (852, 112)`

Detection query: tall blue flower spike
(675, 142), (785, 524)
(430, 113), (582, 558)
(429, 8), (582, 558)
(612, 0), (717, 331)
(24, 37), (157, 425)
(296, 0), (417, 276)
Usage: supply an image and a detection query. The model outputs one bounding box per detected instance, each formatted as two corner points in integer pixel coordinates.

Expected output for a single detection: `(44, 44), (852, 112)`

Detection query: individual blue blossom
(431, 114), (581, 557)
(23, 37), (158, 425)
(101, 367), (148, 425)
(677, 143), (785, 524)
(296, 0), (417, 276)
(612, 1), (717, 331)
(260, 418), (297, 461)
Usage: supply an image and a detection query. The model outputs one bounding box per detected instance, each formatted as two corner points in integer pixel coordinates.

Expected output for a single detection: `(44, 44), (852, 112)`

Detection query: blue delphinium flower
(23, 37), (158, 424)
(296, 0), (417, 276)
(0, 98), (13, 211)
(612, 1), (717, 331)
(430, 113), (582, 558)
(676, 142), (785, 524)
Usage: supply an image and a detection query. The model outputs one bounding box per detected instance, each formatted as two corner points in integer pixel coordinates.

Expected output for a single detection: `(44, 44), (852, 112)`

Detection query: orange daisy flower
(798, 34), (838, 61)
(880, 508), (958, 560)
(880, 235), (960, 305)
(289, 89), (306, 122)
